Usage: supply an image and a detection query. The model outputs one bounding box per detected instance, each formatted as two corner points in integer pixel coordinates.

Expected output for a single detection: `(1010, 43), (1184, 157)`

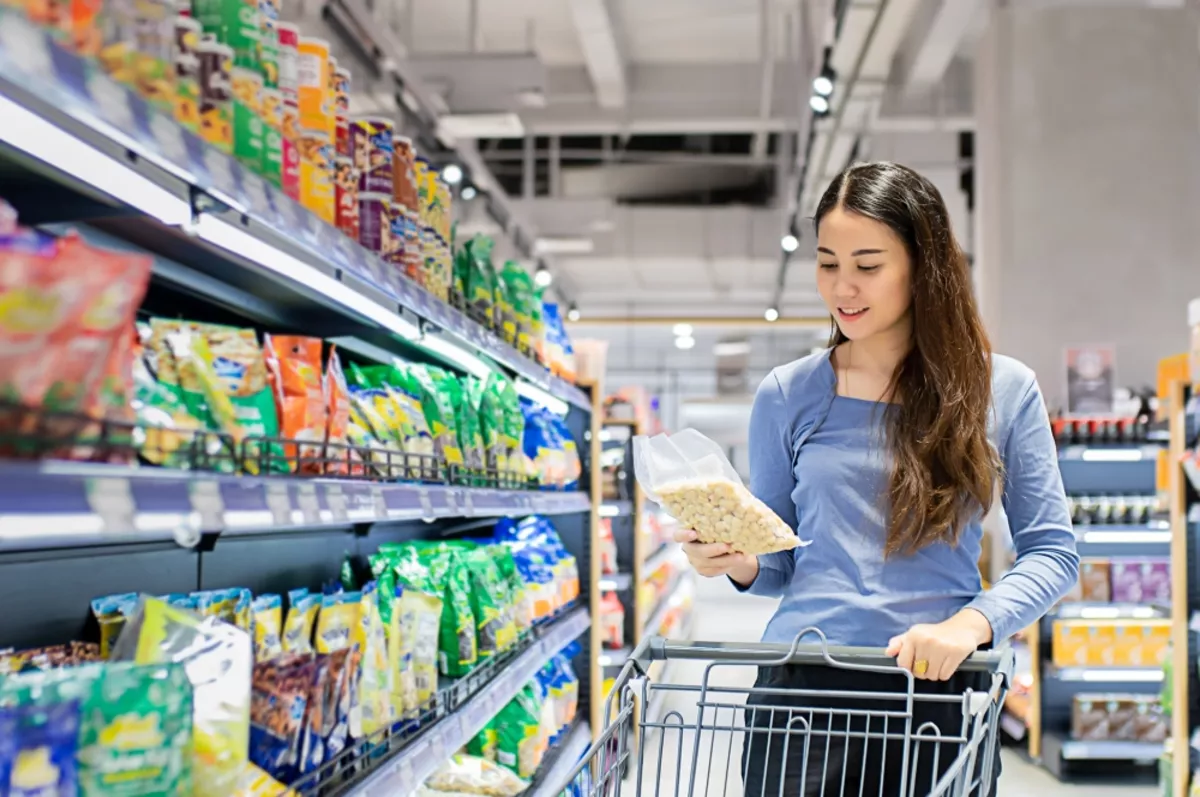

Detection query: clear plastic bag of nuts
(633, 429), (807, 556)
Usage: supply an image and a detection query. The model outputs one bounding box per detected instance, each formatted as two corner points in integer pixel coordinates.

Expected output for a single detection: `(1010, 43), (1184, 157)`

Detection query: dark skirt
(740, 663), (1003, 797)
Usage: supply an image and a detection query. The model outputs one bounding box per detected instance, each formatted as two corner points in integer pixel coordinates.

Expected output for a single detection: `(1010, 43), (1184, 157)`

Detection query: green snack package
(407, 365), (464, 468)
(495, 685), (543, 779)
(487, 373), (525, 480)
(468, 720), (498, 763)
(396, 546), (476, 677)
(465, 236), (497, 328)
(434, 371), (484, 484)
(132, 355), (218, 469)
(500, 261), (535, 356)
(466, 377), (506, 480)
(494, 265), (518, 346)
(461, 548), (505, 661)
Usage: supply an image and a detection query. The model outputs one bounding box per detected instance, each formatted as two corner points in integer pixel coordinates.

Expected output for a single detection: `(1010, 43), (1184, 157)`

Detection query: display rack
(0, 12), (605, 793)
(1026, 421), (1171, 779)
(1168, 378), (1199, 797)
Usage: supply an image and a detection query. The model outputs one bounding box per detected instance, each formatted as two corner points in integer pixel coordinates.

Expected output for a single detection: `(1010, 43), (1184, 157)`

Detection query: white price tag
(417, 487), (435, 521)
(325, 484), (348, 522)
(445, 489), (459, 516)
(243, 172), (271, 218)
(296, 483), (320, 524)
(188, 480), (224, 530)
(86, 477), (135, 532)
(430, 729), (447, 762)
(461, 490), (475, 517)
(371, 484), (387, 517)
(265, 482), (292, 526)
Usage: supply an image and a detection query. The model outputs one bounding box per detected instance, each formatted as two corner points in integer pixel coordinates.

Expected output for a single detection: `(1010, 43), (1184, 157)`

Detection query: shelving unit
(0, 12), (605, 793)
(1027, 423), (1171, 779)
(1168, 378), (1198, 797)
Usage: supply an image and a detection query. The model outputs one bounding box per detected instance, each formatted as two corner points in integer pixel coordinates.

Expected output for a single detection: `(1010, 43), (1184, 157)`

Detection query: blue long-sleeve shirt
(741, 348), (1079, 646)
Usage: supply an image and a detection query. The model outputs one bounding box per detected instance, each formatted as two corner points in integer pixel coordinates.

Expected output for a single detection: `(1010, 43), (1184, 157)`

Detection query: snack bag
(425, 754), (529, 797)
(90, 592), (139, 658)
(132, 352), (217, 468)
(435, 370), (484, 483)
(499, 261), (534, 356)
(408, 365), (463, 467)
(282, 589), (321, 654)
(357, 583), (393, 736)
(264, 334), (327, 472)
(252, 594), (284, 660)
(402, 587), (443, 708)
(634, 429), (808, 556)
(464, 236), (497, 327)
(232, 762), (301, 797)
(9, 701), (81, 796)
(249, 653), (315, 778)
(110, 597), (252, 797)
(467, 720), (497, 763)
(494, 686), (543, 779)
(324, 347), (354, 475)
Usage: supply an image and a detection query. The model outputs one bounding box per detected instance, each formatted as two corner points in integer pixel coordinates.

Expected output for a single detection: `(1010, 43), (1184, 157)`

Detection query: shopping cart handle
(631, 635), (1014, 677)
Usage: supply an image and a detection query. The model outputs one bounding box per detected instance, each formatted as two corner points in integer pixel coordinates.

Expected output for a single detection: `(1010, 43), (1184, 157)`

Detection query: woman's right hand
(674, 528), (759, 586)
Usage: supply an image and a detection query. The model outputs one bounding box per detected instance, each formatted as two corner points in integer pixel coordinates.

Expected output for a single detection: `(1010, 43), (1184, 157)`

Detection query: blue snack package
(10, 700), (81, 797)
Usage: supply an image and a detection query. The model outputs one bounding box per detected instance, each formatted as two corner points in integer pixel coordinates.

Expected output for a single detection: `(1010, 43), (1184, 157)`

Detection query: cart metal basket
(558, 628), (1013, 797)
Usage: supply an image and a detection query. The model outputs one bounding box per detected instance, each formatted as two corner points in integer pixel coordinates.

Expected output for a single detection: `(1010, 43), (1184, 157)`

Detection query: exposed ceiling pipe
(750, 0), (776, 160)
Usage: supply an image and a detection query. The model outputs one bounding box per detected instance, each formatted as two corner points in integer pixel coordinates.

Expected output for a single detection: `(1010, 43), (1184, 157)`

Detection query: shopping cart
(556, 628), (1013, 797)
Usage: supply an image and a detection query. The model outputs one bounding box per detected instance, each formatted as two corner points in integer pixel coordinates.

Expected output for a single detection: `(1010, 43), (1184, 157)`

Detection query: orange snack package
(264, 335), (326, 472)
(323, 345), (353, 474)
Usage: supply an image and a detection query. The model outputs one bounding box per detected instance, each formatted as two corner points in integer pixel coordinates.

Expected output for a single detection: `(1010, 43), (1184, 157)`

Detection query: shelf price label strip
(0, 463), (592, 549)
(352, 608), (591, 797)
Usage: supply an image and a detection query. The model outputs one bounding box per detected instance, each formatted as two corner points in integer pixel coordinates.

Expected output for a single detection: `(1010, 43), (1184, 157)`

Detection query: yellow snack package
(282, 589), (320, 654)
(358, 583), (393, 736)
(89, 592), (139, 658)
(233, 762), (300, 797)
(252, 594), (283, 660)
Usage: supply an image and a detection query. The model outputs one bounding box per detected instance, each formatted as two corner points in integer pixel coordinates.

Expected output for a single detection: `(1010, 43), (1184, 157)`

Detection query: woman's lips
(837, 307), (868, 322)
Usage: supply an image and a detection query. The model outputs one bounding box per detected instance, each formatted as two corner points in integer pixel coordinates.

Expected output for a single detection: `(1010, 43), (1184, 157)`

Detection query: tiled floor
(636, 576), (1159, 797)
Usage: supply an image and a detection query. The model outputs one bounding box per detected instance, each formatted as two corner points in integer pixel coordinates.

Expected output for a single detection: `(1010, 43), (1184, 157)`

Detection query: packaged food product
(435, 370), (484, 482)
(297, 37), (331, 134)
(131, 0), (174, 113)
(403, 586), (443, 708)
(264, 334), (326, 471)
(468, 721), (498, 763)
(231, 66), (265, 172)
(324, 346), (355, 473)
(9, 700), (81, 796)
(299, 131), (335, 224)
(198, 40), (234, 153)
(599, 592), (624, 650)
(260, 87), (284, 186)
(282, 589), (320, 654)
(331, 156), (360, 241)
(384, 198), (407, 270)
(249, 653), (315, 778)
(350, 117), (394, 195)
(634, 429), (806, 556)
(425, 754), (529, 797)
(260, 16), (279, 88)
(275, 21), (299, 99)
(252, 593), (283, 660)
(392, 136), (418, 213)
(461, 236), (497, 327)
(403, 209), (423, 285)
(408, 365), (464, 467)
(334, 67), (350, 155)
(173, 15), (202, 132)
(110, 597), (252, 797)
(356, 583), (393, 736)
(77, 661), (194, 795)
(96, 0), (136, 82)
(499, 262), (535, 355)
(232, 762), (301, 797)
(281, 99), (301, 200)
(193, 0), (259, 69)
(357, 192), (389, 255)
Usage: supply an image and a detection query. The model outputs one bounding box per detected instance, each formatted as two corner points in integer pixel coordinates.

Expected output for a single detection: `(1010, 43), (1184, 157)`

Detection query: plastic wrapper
(424, 754), (529, 797)
(132, 353), (217, 468)
(232, 762), (301, 796)
(264, 335), (327, 471)
(357, 583), (393, 736)
(408, 365), (464, 468)
(520, 400), (564, 489)
(249, 653), (315, 778)
(8, 701), (81, 795)
(110, 597), (252, 797)
(494, 685), (543, 779)
(633, 429), (807, 556)
(323, 347), (357, 475)
(283, 589), (320, 654)
(435, 371), (484, 483)
(252, 594), (284, 660)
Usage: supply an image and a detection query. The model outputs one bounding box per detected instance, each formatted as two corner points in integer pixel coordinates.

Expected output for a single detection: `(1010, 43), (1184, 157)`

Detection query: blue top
(742, 348), (1079, 646)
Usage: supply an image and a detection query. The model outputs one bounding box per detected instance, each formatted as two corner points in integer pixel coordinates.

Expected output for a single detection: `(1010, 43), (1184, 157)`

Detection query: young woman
(676, 162), (1078, 795)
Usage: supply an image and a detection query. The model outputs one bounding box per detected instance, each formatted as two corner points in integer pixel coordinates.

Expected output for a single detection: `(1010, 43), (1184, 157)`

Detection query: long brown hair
(815, 162), (1000, 557)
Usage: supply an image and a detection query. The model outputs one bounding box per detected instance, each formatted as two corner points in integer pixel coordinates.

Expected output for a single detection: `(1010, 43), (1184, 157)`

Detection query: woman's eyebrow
(816, 246), (888, 256)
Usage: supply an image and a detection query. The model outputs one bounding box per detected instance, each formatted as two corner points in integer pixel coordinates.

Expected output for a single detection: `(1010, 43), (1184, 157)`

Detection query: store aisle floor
(630, 577), (1157, 797)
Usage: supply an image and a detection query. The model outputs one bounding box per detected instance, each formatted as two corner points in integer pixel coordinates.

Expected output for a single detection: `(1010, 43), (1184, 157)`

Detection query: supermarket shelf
(599, 500), (634, 518)
(643, 544), (673, 577)
(1058, 445), (1165, 462)
(644, 572), (687, 638)
(1042, 730), (1163, 762)
(599, 572), (633, 591)
(348, 607), (591, 797)
(0, 461), (591, 551)
(0, 9), (590, 413)
(1052, 603), (1168, 620)
(1074, 523), (1171, 557)
(599, 647), (632, 669)
(1044, 665), (1164, 684)
(526, 719), (593, 797)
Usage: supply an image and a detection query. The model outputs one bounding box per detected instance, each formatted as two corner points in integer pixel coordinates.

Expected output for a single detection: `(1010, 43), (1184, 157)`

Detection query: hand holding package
(633, 429), (807, 556)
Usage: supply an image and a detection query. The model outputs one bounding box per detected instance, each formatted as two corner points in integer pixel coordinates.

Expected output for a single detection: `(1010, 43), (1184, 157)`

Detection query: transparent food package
(110, 596), (252, 797)
(633, 429), (808, 556)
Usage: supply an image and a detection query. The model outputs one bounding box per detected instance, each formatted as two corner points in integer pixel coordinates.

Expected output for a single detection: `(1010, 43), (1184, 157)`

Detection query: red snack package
(264, 334), (327, 472)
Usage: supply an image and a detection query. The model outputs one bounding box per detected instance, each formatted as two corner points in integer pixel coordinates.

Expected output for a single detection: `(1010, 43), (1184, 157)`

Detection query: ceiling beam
(567, 0), (628, 109)
(899, 0), (988, 92)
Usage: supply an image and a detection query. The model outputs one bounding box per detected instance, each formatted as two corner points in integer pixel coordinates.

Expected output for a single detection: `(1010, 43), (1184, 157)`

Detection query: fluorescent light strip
(419, 334), (493, 379)
(0, 514), (105, 539)
(1081, 529), (1171, 544)
(0, 95), (191, 226)
(1070, 606), (1158, 620)
(1081, 449), (1144, 462)
(515, 379), (570, 415)
(598, 504), (621, 518)
(194, 216), (420, 341)
(1074, 668), (1162, 683)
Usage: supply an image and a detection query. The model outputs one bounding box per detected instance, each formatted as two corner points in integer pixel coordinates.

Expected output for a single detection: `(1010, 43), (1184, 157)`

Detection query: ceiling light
(781, 234), (799, 253)
(567, 303), (580, 322)
(534, 265), (553, 288)
(764, 307), (780, 322)
(534, 236), (594, 255)
(809, 95), (830, 114)
(813, 75), (833, 97)
(713, 340), (752, 357)
(460, 185), (477, 200)
(672, 323), (693, 337)
(675, 335), (696, 351)
(437, 112), (525, 139)
(441, 163), (463, 185)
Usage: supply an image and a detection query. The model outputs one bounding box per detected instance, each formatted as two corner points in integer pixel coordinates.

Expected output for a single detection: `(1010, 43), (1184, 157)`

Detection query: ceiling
(312, 0), (1004, 407)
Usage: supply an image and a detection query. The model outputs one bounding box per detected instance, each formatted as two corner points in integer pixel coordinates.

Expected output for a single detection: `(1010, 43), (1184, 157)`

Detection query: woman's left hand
(885, 610), (994, 681)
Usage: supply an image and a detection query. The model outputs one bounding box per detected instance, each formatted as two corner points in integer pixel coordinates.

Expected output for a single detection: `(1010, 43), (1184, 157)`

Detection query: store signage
(1065, 345), (1116, 414)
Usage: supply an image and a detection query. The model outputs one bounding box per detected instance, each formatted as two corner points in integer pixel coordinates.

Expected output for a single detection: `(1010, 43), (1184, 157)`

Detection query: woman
(677, 162), (1078, 795)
